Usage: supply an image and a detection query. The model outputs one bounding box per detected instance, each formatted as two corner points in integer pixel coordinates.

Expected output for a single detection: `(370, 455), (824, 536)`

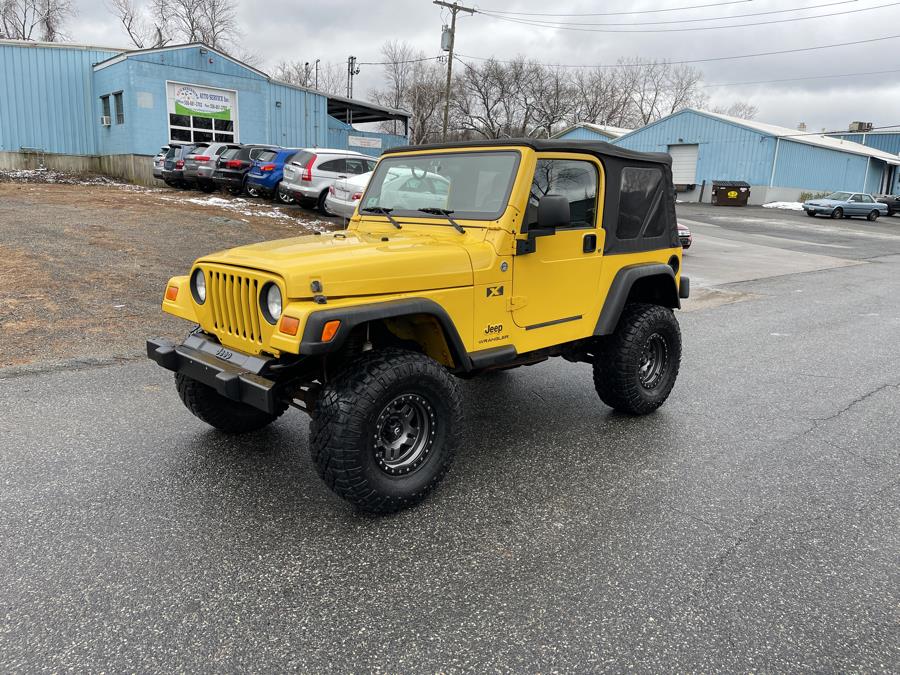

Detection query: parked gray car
(182, 142), (241, 192)
(279, 148), (376, 214)
(803, 191), (888, 220)
(152, 145), (169, 180)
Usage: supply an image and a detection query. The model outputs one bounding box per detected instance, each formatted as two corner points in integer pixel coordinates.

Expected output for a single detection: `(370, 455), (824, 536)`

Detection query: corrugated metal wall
(327, 116), (408, 157)
(268, 82), (328, 149)
(772, 140), (884, 192)
(830, 132), (900, 155)
(613, 110), (776, 185)
(556, 126), (616, 142)
(0, 42), (119, 155)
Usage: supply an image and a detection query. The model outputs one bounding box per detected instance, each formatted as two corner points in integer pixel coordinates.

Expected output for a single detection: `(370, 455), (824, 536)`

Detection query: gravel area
(0, 180), (335, 370)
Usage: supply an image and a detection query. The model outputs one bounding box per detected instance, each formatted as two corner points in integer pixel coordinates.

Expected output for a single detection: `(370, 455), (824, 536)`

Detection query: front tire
(175, 373), (287, 434)
(310, 348), (462, 513)
(593, 303), (682, 415)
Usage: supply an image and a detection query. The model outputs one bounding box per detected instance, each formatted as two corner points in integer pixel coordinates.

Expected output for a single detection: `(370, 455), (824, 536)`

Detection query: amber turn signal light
(165, 285), (178, 301)
(279, 316), (300, 336)
(321, 320), (340, 342)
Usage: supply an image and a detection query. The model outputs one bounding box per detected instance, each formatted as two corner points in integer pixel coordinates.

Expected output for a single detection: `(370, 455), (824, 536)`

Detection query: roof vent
(797, 122), (807, 132)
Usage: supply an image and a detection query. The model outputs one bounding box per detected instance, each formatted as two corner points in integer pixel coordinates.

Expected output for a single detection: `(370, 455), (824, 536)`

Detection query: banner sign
(166, 82), (235, 120)
(348, 135), (382, 149)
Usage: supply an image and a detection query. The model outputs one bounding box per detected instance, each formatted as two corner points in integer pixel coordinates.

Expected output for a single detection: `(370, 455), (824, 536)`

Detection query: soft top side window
(616, 167), (665, 240)
(524, 158), (598, 231)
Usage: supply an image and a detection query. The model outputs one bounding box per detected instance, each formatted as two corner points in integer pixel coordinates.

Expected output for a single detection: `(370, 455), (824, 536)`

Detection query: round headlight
(263, 283), (282, 323)
(191, 269), (206, 304)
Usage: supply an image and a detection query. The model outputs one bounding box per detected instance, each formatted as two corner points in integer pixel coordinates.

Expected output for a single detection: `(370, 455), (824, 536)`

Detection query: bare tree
(1, 0), (73, 41)
(711, 100), (759, 119)
(107, 0), (167, 48)
(273, 59), (344, 96)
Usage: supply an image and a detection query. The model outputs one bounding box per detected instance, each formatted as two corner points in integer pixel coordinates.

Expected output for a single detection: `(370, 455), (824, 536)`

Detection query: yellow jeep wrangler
(148, 139), (689, 512)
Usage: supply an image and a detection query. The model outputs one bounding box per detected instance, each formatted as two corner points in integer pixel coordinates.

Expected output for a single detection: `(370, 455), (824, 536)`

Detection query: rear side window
(318, 158), (346, 173)
(256, 150), (278, 162)
(617, 167), (665, 239)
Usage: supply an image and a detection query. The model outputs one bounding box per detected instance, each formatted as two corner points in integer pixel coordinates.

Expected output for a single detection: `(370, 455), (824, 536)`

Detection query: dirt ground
(0, 179), (337, 371)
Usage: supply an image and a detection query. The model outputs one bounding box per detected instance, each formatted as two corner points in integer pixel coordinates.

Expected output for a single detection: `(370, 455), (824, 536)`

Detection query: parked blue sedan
(803, 192), (888, 221)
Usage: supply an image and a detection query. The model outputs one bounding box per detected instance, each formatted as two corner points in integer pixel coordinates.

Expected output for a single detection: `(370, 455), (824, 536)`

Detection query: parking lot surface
(1, 193), (898, 671)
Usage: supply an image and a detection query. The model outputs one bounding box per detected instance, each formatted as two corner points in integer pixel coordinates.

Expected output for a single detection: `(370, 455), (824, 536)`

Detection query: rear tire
(310, 348), (461, 513)
(175, 373), (287, 434)
(593, 303), (681, 415)
(317, 190), (334, 216)
(867, 210), (880, 221)
(246, 185), (261, 197)
(831, 207), (843, 219)
(276, 183), (294, 204)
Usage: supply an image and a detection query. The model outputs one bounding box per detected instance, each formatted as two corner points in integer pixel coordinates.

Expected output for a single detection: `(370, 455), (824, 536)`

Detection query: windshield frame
(360, 150), (522, 223)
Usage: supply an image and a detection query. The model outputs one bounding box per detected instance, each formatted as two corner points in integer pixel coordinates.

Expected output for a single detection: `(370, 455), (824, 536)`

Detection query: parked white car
(279, 148), (376, 214)
(325, 167), (418, 219)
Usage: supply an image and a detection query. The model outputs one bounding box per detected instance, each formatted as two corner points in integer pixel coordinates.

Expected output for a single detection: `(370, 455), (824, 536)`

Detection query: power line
(455, 33), (900, 69)
(482, 0), (860, 27)
(357, 55), (444, 66)
(702, 67), (900, 88)
(477, 0), (753, 17)
(476, 1), (900, 33)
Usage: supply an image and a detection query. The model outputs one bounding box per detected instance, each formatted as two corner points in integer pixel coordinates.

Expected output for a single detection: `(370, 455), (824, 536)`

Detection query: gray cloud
(68, 0), (900, 132)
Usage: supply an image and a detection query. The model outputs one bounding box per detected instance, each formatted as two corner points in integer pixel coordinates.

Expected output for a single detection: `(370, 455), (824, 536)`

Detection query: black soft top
(382, 137), (678, 255)
(382, 137), (671, 166)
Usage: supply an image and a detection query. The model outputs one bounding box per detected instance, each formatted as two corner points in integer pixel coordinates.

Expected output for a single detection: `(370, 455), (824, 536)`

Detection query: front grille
(207, 270), (264, 345)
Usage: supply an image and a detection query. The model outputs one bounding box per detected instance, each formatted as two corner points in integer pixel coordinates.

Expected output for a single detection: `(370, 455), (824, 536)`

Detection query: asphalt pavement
(1, 205), (898, 671)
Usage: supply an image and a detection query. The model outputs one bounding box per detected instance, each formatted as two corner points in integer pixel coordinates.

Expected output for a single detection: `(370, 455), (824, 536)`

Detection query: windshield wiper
(361, 206), (402, 229)
(417, 208), (465, 234)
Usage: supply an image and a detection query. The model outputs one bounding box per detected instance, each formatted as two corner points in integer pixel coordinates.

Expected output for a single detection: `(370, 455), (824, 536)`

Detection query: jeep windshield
(360, 150), (520, 221)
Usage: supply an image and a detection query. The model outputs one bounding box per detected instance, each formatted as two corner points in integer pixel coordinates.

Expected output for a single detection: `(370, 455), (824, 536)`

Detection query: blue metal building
(551, 123), (631, 142)
(612, 109), (900, 203)
(827, 129), (900, 156)
(0, 39), (409, 183)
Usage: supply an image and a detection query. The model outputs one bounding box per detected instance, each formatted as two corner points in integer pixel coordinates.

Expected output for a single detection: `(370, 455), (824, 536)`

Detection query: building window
(168, 113), (234, 145)
(113, 92), (124, 124)
(100, 95), (111, 123)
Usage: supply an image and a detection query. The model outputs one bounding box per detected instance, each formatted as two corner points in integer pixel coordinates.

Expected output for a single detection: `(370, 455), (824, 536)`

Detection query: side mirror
(517, 194), (571, 255)
(537, 194), (570, 230)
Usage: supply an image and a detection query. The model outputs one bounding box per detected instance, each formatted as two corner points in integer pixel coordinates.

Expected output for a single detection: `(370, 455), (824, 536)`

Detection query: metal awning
(327, 94), (410, 131)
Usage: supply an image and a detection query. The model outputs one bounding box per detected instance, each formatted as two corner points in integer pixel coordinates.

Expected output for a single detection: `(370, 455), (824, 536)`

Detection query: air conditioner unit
(848, 121), (873, 132)
(100, 115), (111, 126)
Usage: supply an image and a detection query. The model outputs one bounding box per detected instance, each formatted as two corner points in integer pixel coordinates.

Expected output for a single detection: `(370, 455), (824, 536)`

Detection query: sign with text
(348, 135), (382, 149)
(166, 82), (235, 120)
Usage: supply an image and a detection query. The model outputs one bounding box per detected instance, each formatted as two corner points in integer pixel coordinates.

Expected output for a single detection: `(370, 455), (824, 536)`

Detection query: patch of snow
(762, 201), (805, 211)
(0, 167), (127, 186)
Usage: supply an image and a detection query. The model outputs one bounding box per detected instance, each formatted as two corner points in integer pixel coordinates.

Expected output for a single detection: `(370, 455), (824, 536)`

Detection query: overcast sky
(68, 0), (900, 132)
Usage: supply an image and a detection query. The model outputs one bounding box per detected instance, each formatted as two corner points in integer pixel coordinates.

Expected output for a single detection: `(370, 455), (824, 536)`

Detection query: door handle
(582, 233), (597, 253)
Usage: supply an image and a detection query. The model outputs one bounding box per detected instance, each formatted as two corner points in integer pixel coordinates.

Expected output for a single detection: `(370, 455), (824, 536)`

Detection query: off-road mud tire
(310, 348), (462, 513)
(593, 303), (681, 415)
(175, 373), (287, 433)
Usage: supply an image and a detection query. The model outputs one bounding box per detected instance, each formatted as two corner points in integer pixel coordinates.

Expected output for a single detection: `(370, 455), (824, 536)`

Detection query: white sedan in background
(325, 171), (372, 219)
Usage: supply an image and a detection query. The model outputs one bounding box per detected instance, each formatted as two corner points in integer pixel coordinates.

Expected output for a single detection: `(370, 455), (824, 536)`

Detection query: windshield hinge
(507, 295), (527, 311)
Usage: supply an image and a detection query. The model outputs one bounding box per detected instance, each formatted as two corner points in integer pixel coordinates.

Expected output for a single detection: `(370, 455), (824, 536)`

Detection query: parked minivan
(280, 149), (376, 213)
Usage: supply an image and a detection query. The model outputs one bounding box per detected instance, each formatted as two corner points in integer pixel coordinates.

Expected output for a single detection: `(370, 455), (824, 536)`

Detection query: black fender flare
(594, 264), (681, 336)
(299, 298), (472, 371)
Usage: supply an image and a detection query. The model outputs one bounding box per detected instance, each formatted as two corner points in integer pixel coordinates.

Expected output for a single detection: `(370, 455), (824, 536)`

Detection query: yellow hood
(198, 230), (474, 298)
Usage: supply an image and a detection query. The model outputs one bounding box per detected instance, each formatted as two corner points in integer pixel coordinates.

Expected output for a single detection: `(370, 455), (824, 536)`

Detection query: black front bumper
(147, 335), (281, 413)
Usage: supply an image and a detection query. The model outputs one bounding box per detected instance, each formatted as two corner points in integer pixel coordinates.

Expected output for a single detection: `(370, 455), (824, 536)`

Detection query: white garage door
(668, 144), (699, 184)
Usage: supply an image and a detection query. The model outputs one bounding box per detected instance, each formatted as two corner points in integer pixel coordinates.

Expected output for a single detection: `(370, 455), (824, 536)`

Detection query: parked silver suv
(182, 142), (242, 192)
(279, 148), (376, 214)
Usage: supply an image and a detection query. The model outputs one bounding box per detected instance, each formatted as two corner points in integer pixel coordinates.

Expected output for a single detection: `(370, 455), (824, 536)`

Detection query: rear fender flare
(594, 264), (680, 335)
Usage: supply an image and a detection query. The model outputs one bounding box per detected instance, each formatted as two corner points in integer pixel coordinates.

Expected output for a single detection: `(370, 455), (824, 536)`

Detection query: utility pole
(433, 0), (475, 141)
(314, 59), (320, 90)
(346, 55), (360, 99)
(303, 62), (311, 87)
